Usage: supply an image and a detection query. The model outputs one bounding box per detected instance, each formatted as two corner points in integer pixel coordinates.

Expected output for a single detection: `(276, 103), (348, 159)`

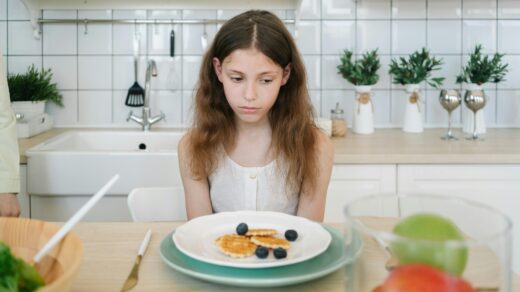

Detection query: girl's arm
(178, 133), (213, 220)
(296, 130), (334, 222)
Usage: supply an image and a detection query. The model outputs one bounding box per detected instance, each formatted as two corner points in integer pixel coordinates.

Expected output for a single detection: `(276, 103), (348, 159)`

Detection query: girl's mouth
(239, 106), (260, 114)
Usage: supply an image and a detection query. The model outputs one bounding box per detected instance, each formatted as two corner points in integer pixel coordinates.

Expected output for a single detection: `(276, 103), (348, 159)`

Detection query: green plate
(159, 226), (363, 287)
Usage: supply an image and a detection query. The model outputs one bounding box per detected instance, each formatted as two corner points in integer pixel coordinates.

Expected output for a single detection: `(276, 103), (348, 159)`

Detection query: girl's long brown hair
(188, 10), (318, 195)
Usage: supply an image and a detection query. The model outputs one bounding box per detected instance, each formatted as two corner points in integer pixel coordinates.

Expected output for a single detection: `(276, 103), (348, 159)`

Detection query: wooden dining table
(70, 221), (520, 291)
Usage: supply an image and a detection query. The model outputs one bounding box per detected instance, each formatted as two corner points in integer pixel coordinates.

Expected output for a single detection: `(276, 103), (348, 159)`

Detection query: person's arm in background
(0, 49), (21, 217)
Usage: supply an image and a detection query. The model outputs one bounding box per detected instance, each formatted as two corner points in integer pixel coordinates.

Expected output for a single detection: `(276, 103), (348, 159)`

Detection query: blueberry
(285, 229), (298, 241)
(273, 248), (287, 259)
(236, 223), (248, 235)
(255, 246), (269, 259)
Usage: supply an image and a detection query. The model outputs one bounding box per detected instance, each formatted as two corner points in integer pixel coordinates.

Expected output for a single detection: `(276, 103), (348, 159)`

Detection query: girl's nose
(244, 82), (257, 101)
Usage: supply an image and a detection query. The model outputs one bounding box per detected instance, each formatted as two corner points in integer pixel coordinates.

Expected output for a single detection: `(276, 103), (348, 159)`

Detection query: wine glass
(464, 89), (486, 140)
(439, 89), (461, 140)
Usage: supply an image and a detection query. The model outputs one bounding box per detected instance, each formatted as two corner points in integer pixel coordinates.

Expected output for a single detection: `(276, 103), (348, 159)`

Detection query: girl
(179, 10), (334, 222)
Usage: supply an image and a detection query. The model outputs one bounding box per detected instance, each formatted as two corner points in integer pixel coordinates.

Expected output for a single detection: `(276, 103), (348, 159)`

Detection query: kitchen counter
(71, 220), (520, 291)
(18, 128), (520, 164)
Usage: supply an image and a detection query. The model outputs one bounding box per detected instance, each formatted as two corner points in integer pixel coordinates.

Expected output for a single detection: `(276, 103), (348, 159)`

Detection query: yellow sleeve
(0, 49), (20, 194)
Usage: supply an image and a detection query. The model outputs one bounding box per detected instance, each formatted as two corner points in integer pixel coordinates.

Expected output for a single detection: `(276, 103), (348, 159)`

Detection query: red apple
(373, 264), (475, 292)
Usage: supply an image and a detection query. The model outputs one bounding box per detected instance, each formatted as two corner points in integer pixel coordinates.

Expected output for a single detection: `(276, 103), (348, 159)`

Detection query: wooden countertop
(18, 128), (520, 164)
(71, 221), (520, 291)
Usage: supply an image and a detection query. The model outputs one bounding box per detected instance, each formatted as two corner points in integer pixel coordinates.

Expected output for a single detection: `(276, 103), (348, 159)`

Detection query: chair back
(127, 187), (187, 222)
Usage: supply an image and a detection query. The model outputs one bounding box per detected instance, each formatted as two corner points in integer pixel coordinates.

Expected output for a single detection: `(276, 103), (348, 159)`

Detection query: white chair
(127, 187), (187, 222)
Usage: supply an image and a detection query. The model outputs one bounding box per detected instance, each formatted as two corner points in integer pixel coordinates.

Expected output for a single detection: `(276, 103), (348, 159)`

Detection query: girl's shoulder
(313, 127), (334, 158)
(178, 130), (194, 156)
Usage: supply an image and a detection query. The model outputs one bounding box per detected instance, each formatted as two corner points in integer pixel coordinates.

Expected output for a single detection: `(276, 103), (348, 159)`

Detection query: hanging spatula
(125, 37), (145, 107)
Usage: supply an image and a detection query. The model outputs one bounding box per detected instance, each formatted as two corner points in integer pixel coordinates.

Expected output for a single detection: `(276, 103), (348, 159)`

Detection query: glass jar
(331, 102), (347, 137)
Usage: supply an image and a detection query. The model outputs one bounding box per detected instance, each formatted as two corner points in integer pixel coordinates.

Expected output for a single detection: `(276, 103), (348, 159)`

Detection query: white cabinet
(30, 195), (131, 222)
(398, 164), (520, 273)
(325, 165), (397, 222)
(18, 165), (30, 218)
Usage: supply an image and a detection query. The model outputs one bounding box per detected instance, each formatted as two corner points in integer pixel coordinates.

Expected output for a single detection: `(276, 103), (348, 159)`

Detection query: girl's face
(213, 47), (291, 126)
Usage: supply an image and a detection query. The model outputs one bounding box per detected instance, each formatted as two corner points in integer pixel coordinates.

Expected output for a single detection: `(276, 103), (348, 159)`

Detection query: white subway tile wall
(2, 0), (520, 128)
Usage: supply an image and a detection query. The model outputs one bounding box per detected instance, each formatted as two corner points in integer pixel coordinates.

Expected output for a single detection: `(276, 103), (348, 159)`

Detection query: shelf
(21, 0), (302, 38)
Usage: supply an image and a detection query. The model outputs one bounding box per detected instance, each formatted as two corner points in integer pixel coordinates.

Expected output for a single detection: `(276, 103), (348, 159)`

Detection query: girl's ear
(281, 63), (292, 85)
(213, 57), (224, 83)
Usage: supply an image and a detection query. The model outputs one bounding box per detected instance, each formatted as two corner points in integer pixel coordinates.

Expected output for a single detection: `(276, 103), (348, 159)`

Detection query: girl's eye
(230, 77), (243, 82)
(261, 79), (273, 84)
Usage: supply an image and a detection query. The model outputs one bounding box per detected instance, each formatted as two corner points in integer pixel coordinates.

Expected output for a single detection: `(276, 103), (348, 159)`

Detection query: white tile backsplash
(427, 20), (462, 54)
(78, 91), (112, 125)
(43, 56), (77, 89)
(498, 21), (520, 54)
(295, 21), (320, 55)
(0, 21), (6, 54)
(46, 90), (78, 126)
(112, 56), (146, 90)
(0, 0), (7, 20)
(299, 0), (321, 20)
(148, 23), (181, 56)
(182, 23), (217, 55)
(302, 55), (320, 90)
(182, 90), (195, 125)
(8, 21), (41, 55)
(78, 56), (112, 89)
(78, 23), (112, 55)
(7, 56), (41, 73)
(182, 56), (201, 89)
(463, 0), (497, 19)
(498, 0), (520, 18)
(7, 0), (29, 20)
(428, 0), (461, 19)
(3, 2), (519, 128)
(463, 20), (496, 54)
(392, 0), (426, 19)
(43, 23), (77, 55)
(112, 23), (147, 55)
(356, 20), (391, 55)
(357, 0), (391, 20)
(149, 56), (182, 90)
(321, 0), (355, 20)
(322, 55), (352, 90)
(321, 21), (355, 55)
(392, 20), (426, 55)
(497, 90), (520, 126)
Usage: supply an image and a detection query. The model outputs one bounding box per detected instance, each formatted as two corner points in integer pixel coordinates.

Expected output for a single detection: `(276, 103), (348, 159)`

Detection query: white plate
(172, 211), (332, 269)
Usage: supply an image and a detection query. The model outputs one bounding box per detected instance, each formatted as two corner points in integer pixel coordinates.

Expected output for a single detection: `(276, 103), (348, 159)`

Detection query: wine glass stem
(447, 112), (452, 137)
(473, 111), (478, 140)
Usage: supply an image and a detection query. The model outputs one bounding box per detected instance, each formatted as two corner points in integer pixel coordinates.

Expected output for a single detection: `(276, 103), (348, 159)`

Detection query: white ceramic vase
(402, 84), (423, 133)
(11, 100), (46, 120)
(463, 84), (486, 135)
(352, 85), (374, 134)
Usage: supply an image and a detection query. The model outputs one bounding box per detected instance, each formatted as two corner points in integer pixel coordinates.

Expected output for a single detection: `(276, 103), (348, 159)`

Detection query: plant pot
(353, 85), (374, 134)
(11, 100), (46, 120)
(402, 84), (423, 133)
(462, 84), (486, 135)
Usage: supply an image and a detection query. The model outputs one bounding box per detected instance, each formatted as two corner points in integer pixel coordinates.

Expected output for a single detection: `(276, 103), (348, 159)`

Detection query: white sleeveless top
(209, 155), (299, 215)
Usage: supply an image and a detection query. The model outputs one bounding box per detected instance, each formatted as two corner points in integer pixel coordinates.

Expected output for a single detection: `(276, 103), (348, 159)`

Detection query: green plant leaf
(7, 65), (64, 107)
(456, 44), (509, 85)
(337, 49), (381, 86)
(389, 48), (444, 88)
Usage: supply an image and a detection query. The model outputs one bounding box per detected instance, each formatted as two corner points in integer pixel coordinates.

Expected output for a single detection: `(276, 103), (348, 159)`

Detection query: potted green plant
(456, 44), (508, 137)
(389, 48), (444, 133)
(8, 65), (63, 120)
(337, 49), (380, 134)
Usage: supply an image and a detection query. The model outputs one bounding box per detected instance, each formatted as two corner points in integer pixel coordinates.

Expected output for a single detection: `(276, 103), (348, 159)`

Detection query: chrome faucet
(127, 59), (165, 131)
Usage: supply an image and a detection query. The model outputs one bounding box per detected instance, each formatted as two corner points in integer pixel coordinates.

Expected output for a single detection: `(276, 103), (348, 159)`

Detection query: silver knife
(121, 229), (152, 292)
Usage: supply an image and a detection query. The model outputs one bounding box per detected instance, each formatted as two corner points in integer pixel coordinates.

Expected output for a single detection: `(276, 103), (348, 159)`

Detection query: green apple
(391, 213), (468, 276)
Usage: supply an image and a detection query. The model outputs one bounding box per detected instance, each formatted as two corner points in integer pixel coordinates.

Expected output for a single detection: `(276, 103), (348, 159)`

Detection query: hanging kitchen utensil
(167, 28), (179, 90)
(201, 21), (208, 51)
(125, 37), (145, 107)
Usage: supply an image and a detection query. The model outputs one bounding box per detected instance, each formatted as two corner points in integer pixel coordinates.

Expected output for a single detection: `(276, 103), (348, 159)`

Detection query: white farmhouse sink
(26, 130), (185, 221)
